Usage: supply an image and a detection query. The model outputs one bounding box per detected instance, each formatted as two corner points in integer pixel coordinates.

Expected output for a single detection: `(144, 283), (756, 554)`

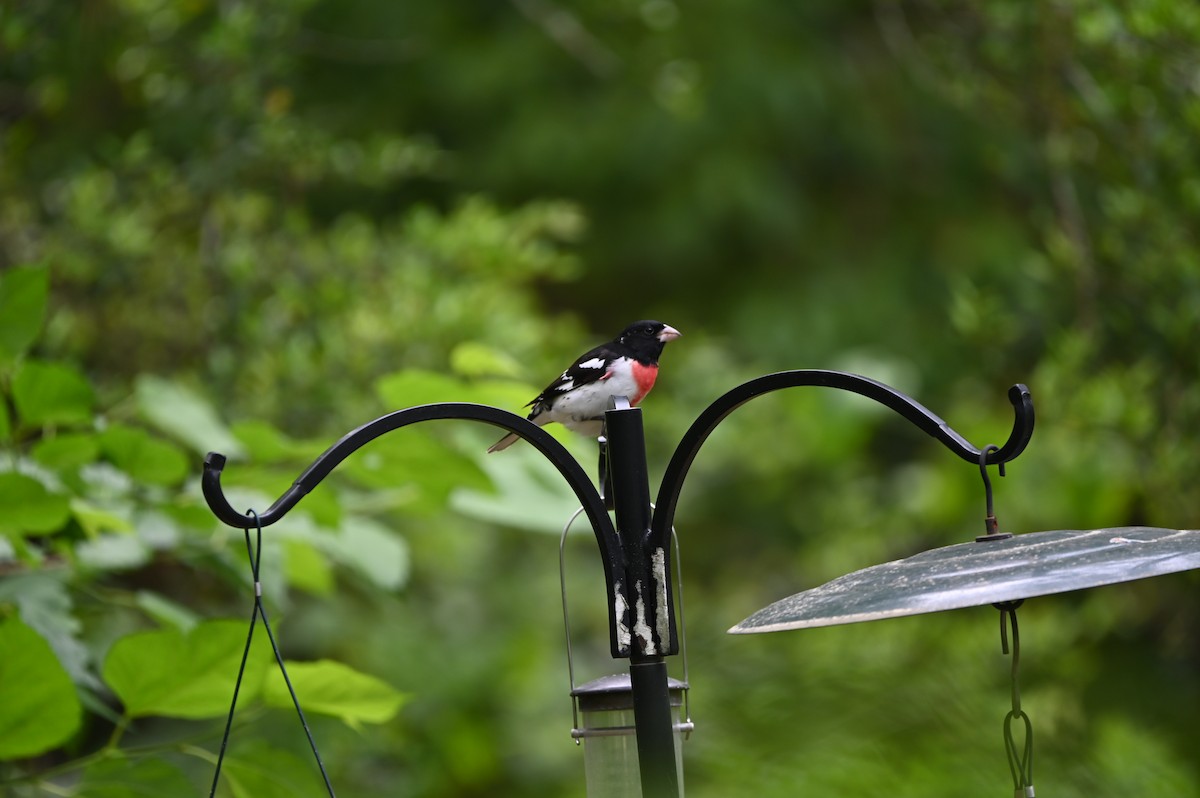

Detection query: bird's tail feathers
(487, 413), (551, 453)
(487, 432), (521, 453)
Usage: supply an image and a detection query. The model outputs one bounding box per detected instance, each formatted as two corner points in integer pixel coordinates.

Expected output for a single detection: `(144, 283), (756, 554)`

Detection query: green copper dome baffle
(730, 527), (1200, 634)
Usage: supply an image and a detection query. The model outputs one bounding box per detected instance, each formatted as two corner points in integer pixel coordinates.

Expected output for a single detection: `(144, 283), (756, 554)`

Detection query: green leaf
(449, 446), (585, 533)
(232, 419), (324, 464)
(333, 516), (410, 591)
(268, 514), (407, 592)
(342, 427), (487, 513)
(217, 741), (332, 798)
(76, 533), (150, 571)
(12, 360), (95, 428)
(456, 378), (540, 413)
(449, 341), (524, 378)
(79, 754), (199, 798)
(0, 616), (82, 758)
(0, 401), (9, 443)
(32, 432), (101, 472)
(0, 572), (99, 690)
(0, 472), (72, 537)
(375, 369), (465, 408)
(71, 499), (136, 537)
(134, 590), (200, 632)
(262, 659), (406, 726)
(0, 265), (49, 367)
(103, 619), (269, 719)
(99, 423), (190, 486)
(135, 375), (246, 458)
(284, 539), (334, 595)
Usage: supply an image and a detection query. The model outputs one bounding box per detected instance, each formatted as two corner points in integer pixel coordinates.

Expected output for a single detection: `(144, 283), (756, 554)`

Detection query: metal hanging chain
(208, 511), (337, 798)
(997, 601), (1035, 798)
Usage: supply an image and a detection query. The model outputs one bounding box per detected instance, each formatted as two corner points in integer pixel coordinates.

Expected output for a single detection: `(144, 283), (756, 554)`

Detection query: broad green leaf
(103, 619), (269, 719)
(284, 539), (334, 595)
(216, 741), (331, 798)
(0, 472), (72, 536)
(449, 341), (524, 378)
(78, 754), (199, 798)
(334, 516), (410, 591)
(161, 500), (222, 534)
(99, 423), (189, 485)
(32, 432), (101, 472)
(289, 484), (340, 529)
(0, 265), (49, 367)
(262, 659), (406, 726)
(12, 360), (95, 428)
(0, 617), (82, 758)
(135, 375), (245, 458)
(71, 499), (136, 537)
(457, 378), (541, 414)
(77, 462), (135, 499)
(232, 419), (324, 464)
(0, 572), (99, 690)
(449, 446), (585, 533)
(134, 590), (200, 632)
(375, 369), (465, 408)
(76, 533), (150, 571)
(132, 509), (184, 550)
(267, 514), (405, 591)
(342, 428), (488, 513)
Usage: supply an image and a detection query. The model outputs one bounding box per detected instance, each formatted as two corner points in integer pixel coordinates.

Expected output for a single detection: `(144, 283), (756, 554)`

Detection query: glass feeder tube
(571, 674), (691, 798)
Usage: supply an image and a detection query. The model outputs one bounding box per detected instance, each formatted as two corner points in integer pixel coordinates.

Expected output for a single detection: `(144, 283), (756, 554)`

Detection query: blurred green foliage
(2, 0), (1198, 796)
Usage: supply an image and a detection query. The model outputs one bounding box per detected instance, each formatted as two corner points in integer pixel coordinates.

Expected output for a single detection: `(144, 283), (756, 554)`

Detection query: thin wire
(559, 506), (587, 742)
(208, 510), (337, 798)
(670, 526), (692, 736)
(208, 546), (261, 798)
(998, 603), (1035, 797)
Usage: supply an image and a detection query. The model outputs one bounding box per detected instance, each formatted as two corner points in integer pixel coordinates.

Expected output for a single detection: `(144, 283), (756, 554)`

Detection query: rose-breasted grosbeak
(487, 320), (682, 453)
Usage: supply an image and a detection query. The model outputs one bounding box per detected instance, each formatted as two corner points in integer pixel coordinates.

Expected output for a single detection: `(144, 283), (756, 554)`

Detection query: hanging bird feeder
(729, 526), (1200, 634)
(729, 442), (1200, 797)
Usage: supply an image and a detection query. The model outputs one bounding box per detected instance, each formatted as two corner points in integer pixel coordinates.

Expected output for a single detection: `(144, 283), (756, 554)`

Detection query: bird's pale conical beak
(658, 325), (682, 342)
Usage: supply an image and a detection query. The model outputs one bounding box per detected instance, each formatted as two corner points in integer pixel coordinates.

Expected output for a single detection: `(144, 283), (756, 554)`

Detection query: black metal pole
(629, 657), (679, 796)
(605, 398), (681, 798)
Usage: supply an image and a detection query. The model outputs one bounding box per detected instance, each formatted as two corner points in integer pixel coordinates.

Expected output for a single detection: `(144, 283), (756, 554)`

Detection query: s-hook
(977, 444), (1012, 542)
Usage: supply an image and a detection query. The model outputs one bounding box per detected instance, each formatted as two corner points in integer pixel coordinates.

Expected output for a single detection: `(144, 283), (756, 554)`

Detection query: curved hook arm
(650, 370), (1034, 546)
(203, 403), (604, 529)
(202, 402), (629, 652)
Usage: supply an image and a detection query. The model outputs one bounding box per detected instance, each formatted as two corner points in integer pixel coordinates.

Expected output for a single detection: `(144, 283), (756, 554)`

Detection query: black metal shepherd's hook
(201, 370), (1034, 798)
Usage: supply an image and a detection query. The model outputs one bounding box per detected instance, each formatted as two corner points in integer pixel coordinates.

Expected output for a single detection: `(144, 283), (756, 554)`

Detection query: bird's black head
(614, 320), (682, 363)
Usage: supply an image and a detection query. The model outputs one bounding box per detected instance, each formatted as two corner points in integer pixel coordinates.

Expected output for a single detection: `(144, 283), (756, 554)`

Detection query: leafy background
(2, 0), (1199, 796)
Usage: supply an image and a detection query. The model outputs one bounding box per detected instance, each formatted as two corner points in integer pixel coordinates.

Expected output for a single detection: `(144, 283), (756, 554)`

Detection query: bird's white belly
(545, 362), (639, 435)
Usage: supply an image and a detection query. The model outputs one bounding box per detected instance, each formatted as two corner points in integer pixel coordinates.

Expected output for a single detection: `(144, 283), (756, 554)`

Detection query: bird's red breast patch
(630, 362), (659, 405)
